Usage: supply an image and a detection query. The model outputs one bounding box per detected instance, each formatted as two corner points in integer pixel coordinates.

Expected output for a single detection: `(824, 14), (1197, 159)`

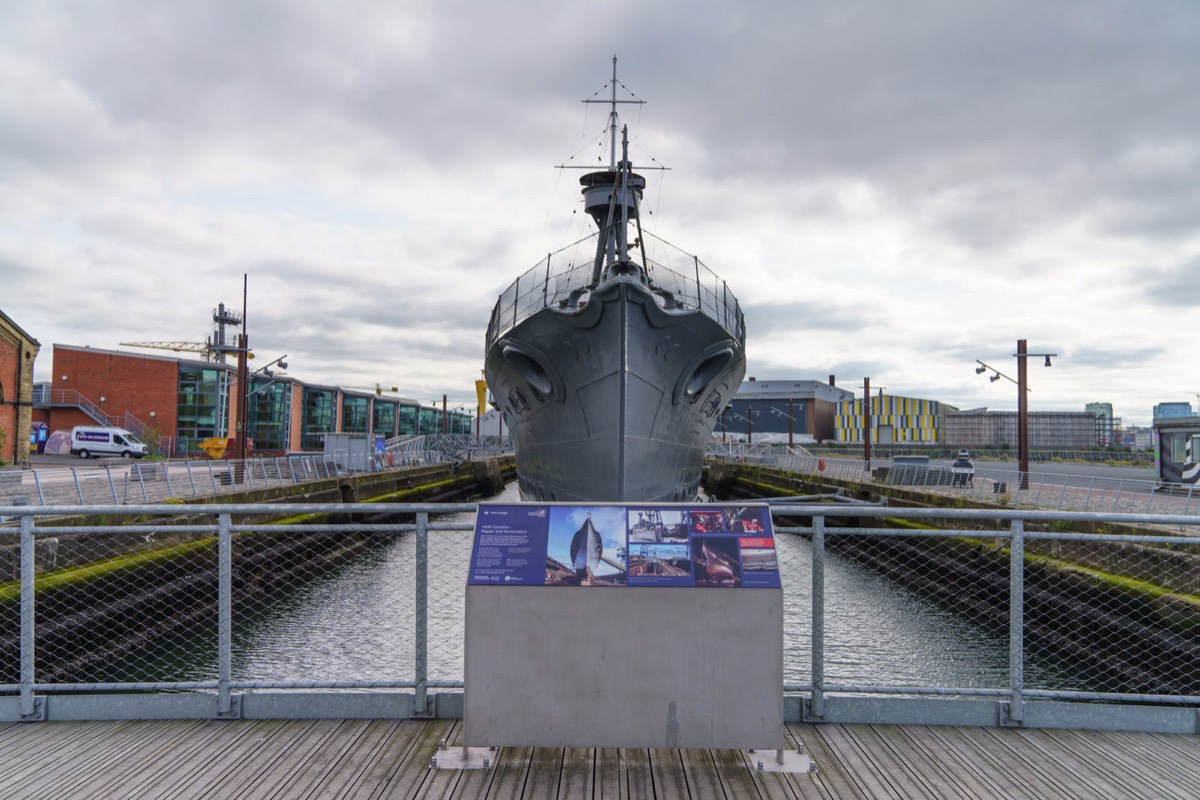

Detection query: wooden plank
(47, 720), (207, 800)
(647, 748), (688, 800)
(519, 746), (564, 800)
(677, 748), (729, 800)
(786, 724), (863, 800)
(231, 719), (347, 800)
(813, 724), (907, 798)
(596, 747), (628, 800)
(622, 748), (655, 800)
(166, 719), (322, 799)
(558, 746), (595, 800)
(0, 720), (129, 796)
(860, 724), (975, 800)
(113, 720), (271, 800)
(480, 745), (532, 799)
(288, 720), (390, 800)
(365, 719), (443, 800)
(293, 719), (417, 800)
(902, 726), (1028, 799)
(1059, 728), (1200, 800)
(970, 727), (1086, 800)
(1015, 727), (1174, 800)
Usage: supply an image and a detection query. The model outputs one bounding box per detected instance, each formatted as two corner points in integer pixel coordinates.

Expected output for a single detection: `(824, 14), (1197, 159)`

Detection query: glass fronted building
(176, 364), (225, 455)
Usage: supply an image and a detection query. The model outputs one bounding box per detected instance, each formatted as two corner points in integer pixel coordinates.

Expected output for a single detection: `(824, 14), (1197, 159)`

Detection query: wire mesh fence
(2, 501), (1199, 727)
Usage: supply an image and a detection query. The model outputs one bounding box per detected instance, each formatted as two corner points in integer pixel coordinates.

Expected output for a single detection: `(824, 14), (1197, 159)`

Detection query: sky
(2, 0), (1198, 427)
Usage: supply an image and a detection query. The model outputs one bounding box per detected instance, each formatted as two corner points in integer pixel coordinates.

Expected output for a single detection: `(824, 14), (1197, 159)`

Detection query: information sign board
(468, 503), (780, 589)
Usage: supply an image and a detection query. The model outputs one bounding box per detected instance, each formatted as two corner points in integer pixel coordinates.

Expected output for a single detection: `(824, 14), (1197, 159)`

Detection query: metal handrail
(485, 233), (745, 349)
(2, 501), (1198, 730)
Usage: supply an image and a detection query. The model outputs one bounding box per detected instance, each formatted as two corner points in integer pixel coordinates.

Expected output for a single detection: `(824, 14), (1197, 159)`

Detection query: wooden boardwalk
(1, 718), (1198, 799)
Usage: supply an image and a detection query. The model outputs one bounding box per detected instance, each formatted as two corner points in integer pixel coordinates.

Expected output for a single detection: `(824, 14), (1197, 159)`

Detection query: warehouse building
(723, 377), (853, 443)
(942, 409), (1106, 450)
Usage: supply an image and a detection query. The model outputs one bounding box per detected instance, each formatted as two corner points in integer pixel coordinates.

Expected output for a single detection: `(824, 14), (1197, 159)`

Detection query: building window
(397, 404), (418, 436)
(248, 378), (291, 452)
(373, 401), (397, 437)
(176, 367), (222, 454)
(301, 388), (337, 450)
(342, 395), (369, 433)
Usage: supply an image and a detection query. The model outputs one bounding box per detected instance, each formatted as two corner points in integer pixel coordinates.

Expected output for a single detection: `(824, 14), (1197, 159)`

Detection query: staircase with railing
(31, 386), (164, 455)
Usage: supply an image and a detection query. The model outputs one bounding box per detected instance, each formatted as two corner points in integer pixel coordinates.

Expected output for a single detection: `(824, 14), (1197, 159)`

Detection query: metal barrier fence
(2, 500), (1199, 731)
(706, 442), (1198, 518)
(0, 454), (357, 509)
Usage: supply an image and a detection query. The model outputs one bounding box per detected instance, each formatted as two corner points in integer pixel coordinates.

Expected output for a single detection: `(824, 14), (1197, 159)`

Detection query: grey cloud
(743, 301), (877, 336)
(1139, 259), (1200, 307)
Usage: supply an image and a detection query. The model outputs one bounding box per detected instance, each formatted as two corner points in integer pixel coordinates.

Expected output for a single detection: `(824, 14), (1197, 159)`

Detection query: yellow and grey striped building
(835, 395), (956, 444)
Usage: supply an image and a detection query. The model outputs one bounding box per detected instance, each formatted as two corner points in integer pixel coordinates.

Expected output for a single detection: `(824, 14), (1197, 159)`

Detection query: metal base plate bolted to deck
(747, 747), (818, 774)
(430, 745), (497, 770)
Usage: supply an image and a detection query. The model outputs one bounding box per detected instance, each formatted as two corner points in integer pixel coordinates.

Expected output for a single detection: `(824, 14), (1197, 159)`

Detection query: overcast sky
(2, 0), (1197, 426)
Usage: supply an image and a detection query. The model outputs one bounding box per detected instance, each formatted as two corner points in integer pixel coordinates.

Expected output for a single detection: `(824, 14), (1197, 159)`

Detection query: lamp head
(278, 360), (287, 370)
(975, 365), (986, 374)
(1044, 356), (1052, 367)
(990, 373), (1001, 383)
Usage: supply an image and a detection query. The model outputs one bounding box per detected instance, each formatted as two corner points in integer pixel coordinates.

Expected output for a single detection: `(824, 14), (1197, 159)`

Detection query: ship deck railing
(486, 230), (745, 349)
(3, 500), (1200, 734)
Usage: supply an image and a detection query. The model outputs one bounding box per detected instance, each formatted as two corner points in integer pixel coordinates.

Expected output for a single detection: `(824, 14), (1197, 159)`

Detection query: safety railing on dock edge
(0, 453), (380, 509)
(0, 438), (505, 510)
(706, 442), (1198, 518)
(2, 501), (1199, 732)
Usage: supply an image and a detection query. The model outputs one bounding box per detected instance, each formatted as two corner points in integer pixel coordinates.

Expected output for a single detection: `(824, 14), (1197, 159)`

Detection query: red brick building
(33, 344), (469, 457)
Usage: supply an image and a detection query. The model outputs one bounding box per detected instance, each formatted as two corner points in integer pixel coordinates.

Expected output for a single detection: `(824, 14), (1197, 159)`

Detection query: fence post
(415, 511), (430, 716)
(105, 465), (119, 504)
(810, 514), (826, 721)
(32, 471), (45, 506)
(1008, 519), (1025, 726)
(72, 467), (84, 504)
(217, 513), (234, 717)
(20, 514), (42, 720)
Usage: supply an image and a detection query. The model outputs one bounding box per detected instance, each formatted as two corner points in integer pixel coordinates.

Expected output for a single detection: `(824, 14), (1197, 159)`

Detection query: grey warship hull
(483, 60), (746, 503)
(485, 270), (745, 502)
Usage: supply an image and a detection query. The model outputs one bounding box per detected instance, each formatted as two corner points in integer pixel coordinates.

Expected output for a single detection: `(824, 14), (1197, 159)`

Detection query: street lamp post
(976, 339), (1056, 491)
(863, 377), (872, 475)
(769, 405), (797, 447)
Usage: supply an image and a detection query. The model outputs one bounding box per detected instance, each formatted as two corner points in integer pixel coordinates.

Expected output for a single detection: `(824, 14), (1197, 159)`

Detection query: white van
(70, 426), (150, 459)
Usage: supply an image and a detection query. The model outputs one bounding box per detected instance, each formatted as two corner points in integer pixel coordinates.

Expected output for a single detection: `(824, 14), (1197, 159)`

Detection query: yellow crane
(120, 341), (254, 361)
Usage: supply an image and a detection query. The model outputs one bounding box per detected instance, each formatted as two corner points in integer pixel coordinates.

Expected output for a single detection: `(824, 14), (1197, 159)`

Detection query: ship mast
(581, 57), (647, 283)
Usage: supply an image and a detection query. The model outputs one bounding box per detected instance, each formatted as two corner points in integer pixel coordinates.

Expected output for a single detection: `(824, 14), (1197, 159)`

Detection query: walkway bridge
(2, 499), (1198, 796)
